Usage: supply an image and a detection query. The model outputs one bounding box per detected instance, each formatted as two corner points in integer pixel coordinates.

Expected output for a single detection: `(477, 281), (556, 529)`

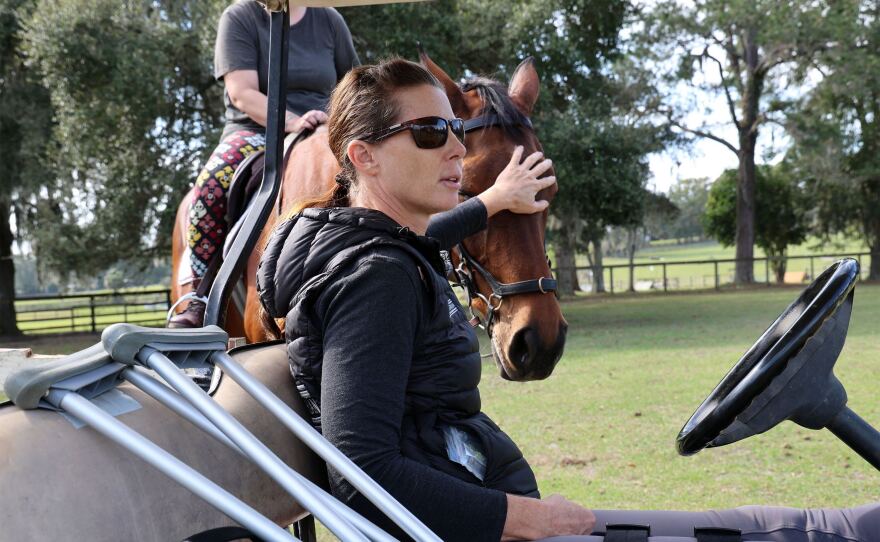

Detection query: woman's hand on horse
(502, 493), (595, 540)
(477, 146), (556, 217)
(285, 110), (329, 133)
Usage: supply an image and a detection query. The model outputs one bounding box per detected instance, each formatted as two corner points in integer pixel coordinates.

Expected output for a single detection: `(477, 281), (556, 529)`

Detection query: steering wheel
(676, 258), (860, 456)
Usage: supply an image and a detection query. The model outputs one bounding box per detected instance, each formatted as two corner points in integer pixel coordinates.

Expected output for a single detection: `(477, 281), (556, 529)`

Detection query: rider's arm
(223, 70), (318, 133)
(224, 70), (272, 128)
(316, 253), (508, 541)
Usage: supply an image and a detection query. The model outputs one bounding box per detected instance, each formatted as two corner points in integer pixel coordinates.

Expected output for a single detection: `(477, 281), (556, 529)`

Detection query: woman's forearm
(502, 493), (596, 541)
(502, 494), (548, 541)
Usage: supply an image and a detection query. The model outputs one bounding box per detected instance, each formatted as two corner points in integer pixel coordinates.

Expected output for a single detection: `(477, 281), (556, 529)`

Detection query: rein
(449, 113), (557, 334)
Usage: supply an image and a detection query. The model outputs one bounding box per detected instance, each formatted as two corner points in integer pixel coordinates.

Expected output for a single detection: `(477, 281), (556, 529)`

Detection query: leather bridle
(448, 113), (558, 334)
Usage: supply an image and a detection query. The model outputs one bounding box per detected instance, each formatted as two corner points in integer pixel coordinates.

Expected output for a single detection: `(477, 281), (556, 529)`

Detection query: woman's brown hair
(261, 59), (443, 339)
(283, 58), (443, 218)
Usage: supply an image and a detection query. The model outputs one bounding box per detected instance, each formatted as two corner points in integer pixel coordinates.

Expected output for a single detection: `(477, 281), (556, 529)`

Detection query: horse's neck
(279, 129), (340, 215)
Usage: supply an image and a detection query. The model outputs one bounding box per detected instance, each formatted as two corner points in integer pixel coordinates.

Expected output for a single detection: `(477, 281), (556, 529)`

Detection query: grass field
(14, 289), (168, 334)
(5, 284), (879, 535)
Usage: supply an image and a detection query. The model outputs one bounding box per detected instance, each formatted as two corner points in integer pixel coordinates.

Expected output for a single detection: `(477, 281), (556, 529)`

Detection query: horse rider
(170, 0), (359, 328)
(257, 58), (880, 541)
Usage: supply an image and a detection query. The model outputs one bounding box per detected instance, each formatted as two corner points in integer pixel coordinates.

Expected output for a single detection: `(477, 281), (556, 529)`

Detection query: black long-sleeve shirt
(312, 199), (510, 540)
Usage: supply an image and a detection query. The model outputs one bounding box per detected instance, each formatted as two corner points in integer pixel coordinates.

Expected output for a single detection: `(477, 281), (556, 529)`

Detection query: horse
(171, 53), (566, 381)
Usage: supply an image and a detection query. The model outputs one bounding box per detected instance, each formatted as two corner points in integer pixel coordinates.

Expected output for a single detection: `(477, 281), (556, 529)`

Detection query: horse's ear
(418, 47), (467, 116)
(508, 57), (540, 116)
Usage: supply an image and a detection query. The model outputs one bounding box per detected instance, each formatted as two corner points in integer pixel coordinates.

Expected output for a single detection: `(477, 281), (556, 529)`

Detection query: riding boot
(168, 281), (207, 328)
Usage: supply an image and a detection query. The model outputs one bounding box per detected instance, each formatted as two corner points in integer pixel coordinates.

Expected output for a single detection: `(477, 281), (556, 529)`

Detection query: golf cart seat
(0, 341), (327, 542)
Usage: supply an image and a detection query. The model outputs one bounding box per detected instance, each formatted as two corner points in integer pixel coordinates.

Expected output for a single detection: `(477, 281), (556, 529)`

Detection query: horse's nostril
(508, 327), (538, 373)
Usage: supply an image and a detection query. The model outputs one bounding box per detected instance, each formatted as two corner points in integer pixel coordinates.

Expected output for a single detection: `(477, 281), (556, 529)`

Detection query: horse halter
(449, 113), (558, 334)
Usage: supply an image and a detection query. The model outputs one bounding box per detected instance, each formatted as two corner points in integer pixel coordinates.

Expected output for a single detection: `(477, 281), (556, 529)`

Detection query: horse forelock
(460, 77), (530, 142)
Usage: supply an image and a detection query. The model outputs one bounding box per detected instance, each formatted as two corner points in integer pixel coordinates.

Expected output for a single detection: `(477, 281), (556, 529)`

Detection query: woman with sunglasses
(258, 58), (581, 541)
(258, 59), (879, 541)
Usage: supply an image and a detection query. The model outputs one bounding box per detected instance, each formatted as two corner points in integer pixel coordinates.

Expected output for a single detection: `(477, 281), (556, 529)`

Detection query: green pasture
(480, 284), (880, 510)
(578, 237), (873, 292)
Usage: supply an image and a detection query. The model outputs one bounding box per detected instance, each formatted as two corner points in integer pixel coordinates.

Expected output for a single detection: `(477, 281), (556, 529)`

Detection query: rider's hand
(285, 110), (329, 133)
(477, 145), (556, 217)
(502, 493), (596, 540)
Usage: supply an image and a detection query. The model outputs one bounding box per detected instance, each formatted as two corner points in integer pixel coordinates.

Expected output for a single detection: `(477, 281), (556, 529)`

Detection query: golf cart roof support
(204, 6), (289, 328)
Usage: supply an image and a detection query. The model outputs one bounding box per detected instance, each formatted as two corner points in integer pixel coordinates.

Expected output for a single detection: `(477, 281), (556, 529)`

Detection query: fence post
(89, 295), (96, 333)
(810, 257), (815, 280)
(858, 254), (863, 281)
(663, 264), (668, 292)
(165, 289), (172, 310)
(714, 261), (719, 290)
(764, 258), (770, 285)
(609, 267), (614, 294)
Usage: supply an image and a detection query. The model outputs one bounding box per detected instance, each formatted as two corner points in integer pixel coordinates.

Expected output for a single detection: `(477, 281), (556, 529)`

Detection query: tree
(703, 165), (808, 282)
(0, 0), (53, 335)
(625, 190), (678, 291)
(18, 0), (225, 281)
(787, 1), (880, 279)
(664, 177), (711, 242)
(544, 100), (660, 294)
(640, 0), (844, 283)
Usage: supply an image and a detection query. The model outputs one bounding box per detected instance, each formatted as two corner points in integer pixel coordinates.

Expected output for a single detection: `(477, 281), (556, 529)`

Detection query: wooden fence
(14, 289), (172, 334)
(558, 252), (876, 294)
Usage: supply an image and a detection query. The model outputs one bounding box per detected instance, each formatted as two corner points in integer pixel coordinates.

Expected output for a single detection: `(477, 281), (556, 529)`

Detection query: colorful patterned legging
(187, 130), (266, 280)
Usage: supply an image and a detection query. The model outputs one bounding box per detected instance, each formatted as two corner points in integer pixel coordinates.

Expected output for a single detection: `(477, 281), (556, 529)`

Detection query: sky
(646, 97), (792, 194)
(648, 138), (738, 193)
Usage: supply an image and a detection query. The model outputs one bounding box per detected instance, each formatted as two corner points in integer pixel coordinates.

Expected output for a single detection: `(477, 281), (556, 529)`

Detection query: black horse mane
(460, 76), (530, 141)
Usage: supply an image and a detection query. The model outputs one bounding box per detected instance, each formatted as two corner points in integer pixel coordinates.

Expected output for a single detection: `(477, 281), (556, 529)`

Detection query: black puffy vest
(257, 207), (538, 497)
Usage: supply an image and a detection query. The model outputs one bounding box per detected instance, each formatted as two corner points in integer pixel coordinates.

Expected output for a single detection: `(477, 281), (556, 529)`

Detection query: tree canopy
(703, 165), (808, 282)
(787, 1), (879, 279)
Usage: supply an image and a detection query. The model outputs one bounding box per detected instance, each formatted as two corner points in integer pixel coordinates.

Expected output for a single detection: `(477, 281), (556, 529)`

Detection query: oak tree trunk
(734, 29), (762, 285)
(553, 221), (580, 297)
(589, 236), (605, 294)
(0, 198), (21, 337)
(627, 227), (637, 292)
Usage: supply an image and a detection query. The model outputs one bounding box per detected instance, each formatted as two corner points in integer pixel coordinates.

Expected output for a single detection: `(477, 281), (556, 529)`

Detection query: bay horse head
(421, 52), (567, 381)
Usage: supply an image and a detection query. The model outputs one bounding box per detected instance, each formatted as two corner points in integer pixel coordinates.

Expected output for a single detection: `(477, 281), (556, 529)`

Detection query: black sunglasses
(361, 116), (466, 149)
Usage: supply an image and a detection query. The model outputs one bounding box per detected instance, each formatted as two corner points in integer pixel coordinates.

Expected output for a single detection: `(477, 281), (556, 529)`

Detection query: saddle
(188, 130), (311, 304)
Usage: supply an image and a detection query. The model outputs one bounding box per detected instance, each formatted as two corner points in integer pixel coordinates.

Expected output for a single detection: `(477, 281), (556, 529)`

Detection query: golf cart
(1, 1), (877, 540)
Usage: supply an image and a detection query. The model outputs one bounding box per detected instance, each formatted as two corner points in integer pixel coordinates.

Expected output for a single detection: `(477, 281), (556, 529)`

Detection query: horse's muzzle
(498, 321), (567, 381)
